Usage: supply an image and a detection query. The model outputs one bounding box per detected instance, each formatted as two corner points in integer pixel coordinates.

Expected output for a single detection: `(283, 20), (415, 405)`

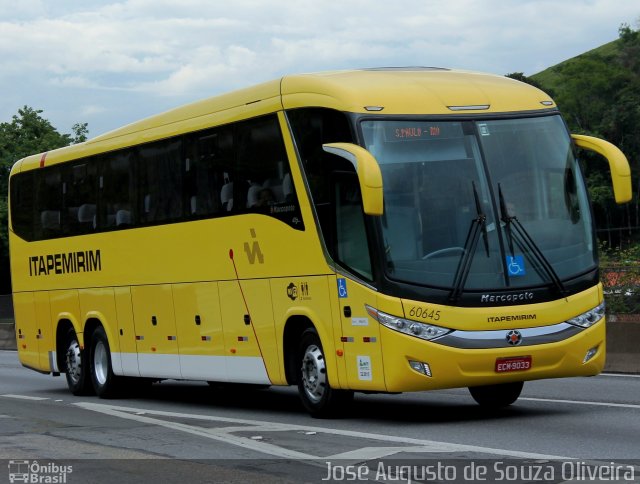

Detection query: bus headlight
(366, 305), (452, 341)
(566, 302), (606, 328)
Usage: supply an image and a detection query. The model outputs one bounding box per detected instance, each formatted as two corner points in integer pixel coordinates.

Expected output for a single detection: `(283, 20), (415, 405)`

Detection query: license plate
(495, 356), (532, 373)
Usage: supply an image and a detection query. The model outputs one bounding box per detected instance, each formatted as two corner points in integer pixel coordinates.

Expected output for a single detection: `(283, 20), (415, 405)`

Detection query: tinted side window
(101, 150), (135, 228)
(10, 171), (35, 241)
(287, 108), (355, 249)
(62, 161), (98, 236)
(287, 108), (354, 205)
(35, 169), (62, 240)
(10, 113), (304, 241)
(184, 126), (234, 217)
(236, 116), (304, 229)
(138, 139), (183, 224)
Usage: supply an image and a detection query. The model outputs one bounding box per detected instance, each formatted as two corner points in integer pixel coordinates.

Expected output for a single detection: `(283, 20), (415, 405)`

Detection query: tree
(0, 107), (88, 293)
(505, 72), (552, 96)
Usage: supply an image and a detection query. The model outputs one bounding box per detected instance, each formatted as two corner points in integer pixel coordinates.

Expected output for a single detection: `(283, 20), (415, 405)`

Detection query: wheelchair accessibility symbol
(506, 255), (526, 277)
(337, 278), (348, 298)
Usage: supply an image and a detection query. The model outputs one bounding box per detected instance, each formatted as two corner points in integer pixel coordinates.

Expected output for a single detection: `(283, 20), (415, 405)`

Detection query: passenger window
(62, 161), (98, 236)
(235, 115), (304, 229)
(10, 171), (35, 241)
(184, 127), (234, 217)
(288, 108), (367, 268)
(35, 169), (62, 240)
(101, 151), (135, 229)
(139, 139), (183, 224)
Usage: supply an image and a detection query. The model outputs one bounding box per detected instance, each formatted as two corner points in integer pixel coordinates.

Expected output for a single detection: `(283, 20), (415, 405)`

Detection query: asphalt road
(0, 350), (638, 483)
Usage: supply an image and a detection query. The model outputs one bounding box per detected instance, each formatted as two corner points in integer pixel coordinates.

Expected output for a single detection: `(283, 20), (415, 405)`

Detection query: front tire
(89, 326), (123, 398)
(297, 328), (352, 418)
(64, 328), (93, 395)
(468, 381), (524, 408)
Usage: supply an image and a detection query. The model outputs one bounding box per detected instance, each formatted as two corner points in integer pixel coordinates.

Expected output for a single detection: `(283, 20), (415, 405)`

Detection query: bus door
(330, 172), (385, 391)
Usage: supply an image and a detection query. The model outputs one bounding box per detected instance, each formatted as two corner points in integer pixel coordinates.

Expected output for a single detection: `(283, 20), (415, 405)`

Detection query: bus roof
(12, 68), (556, 173)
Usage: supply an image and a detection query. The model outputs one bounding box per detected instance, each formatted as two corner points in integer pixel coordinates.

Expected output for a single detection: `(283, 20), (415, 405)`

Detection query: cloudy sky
(1, 0), (638, 137)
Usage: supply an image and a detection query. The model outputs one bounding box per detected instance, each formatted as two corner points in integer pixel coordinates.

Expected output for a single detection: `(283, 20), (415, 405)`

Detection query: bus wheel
(89, 326), (122, 398)
(468, 381), (524, 408)
(297, 328), (352, 418)
(64, 328), (92, 395)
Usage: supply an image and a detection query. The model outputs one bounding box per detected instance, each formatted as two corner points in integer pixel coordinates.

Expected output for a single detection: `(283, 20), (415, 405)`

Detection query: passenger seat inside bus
(221, 182), (234, 211)
(78, 204), (96, 230)
(41, 210), (60, 231)
(115, 210), (132, 226)
(246, 183), (262, 208)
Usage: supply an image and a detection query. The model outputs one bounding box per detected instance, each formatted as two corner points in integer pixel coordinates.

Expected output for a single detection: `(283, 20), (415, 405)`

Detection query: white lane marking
(74, 402), (315, 460)
(521, 397), (640, 410)
(74, 401), (573, 461)
(601, 372), (640, 378)
(1, 394), (49, 401)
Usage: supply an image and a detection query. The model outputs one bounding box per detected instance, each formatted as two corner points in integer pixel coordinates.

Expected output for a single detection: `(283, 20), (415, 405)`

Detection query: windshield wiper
(498, 184), (567, 296)
(449, 182), (490, 303)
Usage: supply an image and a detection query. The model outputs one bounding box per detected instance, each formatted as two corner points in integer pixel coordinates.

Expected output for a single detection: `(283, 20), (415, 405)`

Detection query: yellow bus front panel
(380, 317), (605, 393)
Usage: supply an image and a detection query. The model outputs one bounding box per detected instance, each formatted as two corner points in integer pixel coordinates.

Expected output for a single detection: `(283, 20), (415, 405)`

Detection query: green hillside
(532, 39), (620, 93)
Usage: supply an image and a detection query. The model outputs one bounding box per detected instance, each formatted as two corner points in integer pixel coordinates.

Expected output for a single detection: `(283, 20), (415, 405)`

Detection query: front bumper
(381, 317), (605, 392)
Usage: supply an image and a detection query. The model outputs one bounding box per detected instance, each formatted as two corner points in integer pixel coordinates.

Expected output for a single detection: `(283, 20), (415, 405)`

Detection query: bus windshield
(361, 115), (595, 292)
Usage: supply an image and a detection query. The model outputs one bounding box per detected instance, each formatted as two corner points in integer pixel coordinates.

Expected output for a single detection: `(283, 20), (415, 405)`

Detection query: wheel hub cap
(301, 344), (326, 403)
(66, 341), (82, 384)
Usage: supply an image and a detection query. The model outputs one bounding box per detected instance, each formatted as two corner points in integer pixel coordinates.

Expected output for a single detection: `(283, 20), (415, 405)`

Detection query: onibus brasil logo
(8, 460), (73, 483)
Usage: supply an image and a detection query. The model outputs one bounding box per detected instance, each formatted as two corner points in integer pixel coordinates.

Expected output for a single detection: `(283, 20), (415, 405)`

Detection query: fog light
(583, 346), (599, 364)
(409, 360), (432, 377)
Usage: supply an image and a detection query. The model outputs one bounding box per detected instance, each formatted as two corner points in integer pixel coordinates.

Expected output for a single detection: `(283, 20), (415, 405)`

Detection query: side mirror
(572, 134), (632, 204)
(322, 142), (384, 215)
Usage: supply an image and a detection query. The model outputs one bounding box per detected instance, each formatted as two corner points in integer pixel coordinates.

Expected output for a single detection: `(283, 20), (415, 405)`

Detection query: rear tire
(468, 381), (524, 408)
(89, 326), (123, 398)
(297, 328), (352, 418)
(64, 328), (92, 395)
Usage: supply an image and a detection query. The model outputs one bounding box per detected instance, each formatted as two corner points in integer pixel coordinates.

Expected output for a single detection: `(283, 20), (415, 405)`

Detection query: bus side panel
(49, 289), (81, 372)
(173, 282), (226, 381)
(34, 292), (54, 372)
(131, 285), (181, 379)
(113, 287), (139, 377)
(78, 288), (120, 373)
(270, 276), (343, 388)
(219, 280), (273, 384)
(331, 277), (386, 392)
(13, 292), (40, 371)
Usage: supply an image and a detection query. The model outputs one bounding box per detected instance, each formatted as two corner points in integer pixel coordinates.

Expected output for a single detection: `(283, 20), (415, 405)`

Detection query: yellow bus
(8, 68), (631, 417)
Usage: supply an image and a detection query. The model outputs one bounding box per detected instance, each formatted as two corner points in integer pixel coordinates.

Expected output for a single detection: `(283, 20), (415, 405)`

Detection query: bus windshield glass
(361, 115), (595, 291)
